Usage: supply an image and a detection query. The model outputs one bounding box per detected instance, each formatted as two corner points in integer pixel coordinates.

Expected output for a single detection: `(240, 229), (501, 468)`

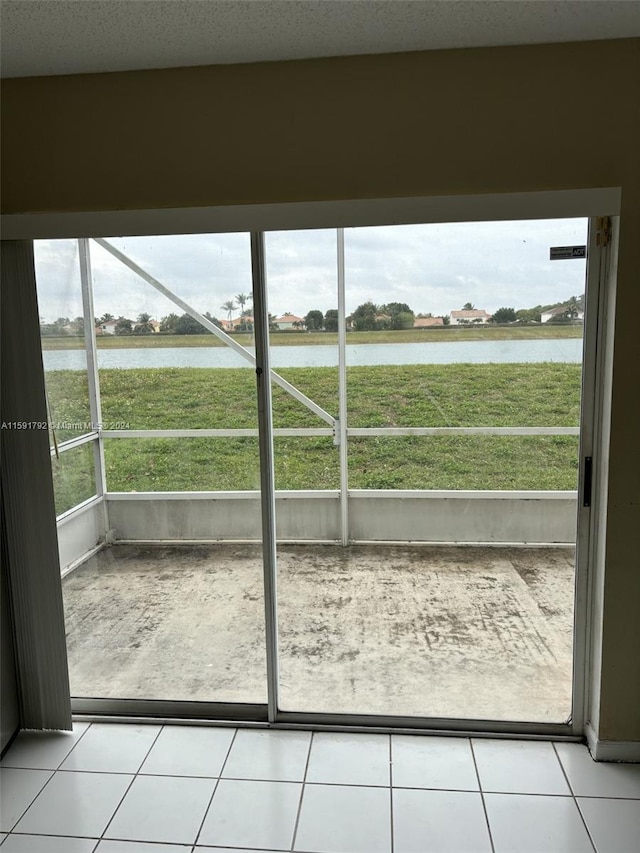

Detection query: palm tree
(235, 293), (253, 331)
(221, 300), (237, 326)
(235, 292), (251, 313)
(565, 296), (580, 320)
(134, 312), (154, 335)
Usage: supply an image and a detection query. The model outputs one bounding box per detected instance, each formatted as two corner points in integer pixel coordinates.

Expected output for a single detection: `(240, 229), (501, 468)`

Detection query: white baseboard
(585, 722), (640, 762)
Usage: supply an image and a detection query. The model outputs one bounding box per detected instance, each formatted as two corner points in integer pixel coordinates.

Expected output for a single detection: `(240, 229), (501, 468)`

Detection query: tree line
(488, 294), (584, 325)
(304, 303), (423, 331)
(102, 312), (225, 336)
(41, 293), (585, 337)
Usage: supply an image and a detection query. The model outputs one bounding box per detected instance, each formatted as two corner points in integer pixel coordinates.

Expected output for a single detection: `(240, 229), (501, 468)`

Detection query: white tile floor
(1, 723), (639, 852)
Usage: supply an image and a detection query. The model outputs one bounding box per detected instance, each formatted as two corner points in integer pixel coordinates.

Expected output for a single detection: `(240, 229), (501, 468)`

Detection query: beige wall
(2, 38), (639, 740)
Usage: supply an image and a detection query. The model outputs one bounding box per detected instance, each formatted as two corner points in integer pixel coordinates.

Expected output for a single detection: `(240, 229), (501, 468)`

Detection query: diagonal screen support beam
(92, 237), (336, 428)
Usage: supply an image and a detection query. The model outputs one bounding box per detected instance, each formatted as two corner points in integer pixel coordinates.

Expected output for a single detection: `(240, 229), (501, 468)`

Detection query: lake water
(43, 337), (583, 371)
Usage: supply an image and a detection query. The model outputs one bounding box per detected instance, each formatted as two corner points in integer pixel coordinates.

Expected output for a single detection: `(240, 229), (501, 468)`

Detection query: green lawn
(47, 363), (582, 512)
(41, 324), (583, 350)
(47, 363), (581, 512)
(51, 442), (97, 516)
(46, 362), (581, 430)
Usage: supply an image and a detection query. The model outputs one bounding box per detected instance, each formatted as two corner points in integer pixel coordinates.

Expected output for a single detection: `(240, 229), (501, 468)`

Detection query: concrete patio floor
(63, 543), (575, 722)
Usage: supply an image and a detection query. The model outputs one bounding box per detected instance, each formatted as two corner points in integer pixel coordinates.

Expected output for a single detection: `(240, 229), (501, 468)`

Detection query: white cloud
(34, 218), (588, 323)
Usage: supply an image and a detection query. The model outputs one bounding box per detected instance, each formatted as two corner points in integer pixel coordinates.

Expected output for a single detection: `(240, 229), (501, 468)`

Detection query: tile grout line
(289, 728), (314, 852)
(26, 762), (604, 792)
(1, 720), (94, 832)
(55, 720), (94, 769)
(50, 768), (393, 785)
(572, 793), (640, 801)
(4, 766), (58, 833)
(97, 721), (164, 844)
(1, 719), (95, 772)
(192, 726), (239, 849)
(470, 739), (496, 853)
(10, 727), (636, 851)
(574, 798), (601, 853)
(552, 742), (598, 853)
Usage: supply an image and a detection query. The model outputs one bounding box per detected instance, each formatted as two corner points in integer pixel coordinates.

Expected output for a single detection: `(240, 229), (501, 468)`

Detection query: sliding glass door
(265, 216), (597, 727)
(35, 233), (268, 710)
(31, 196), (611, 733)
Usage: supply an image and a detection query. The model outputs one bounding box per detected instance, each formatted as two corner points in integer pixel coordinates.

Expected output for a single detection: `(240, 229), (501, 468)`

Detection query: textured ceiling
(2, 0), (640, 79)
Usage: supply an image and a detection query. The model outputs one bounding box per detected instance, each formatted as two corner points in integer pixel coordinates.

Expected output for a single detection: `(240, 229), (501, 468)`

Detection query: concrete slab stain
(63, 543), (575, 722)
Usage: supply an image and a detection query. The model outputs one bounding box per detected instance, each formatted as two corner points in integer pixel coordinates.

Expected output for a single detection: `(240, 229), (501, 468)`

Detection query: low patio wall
(57, 497), (105, 572)
(103, 490), (578, 545)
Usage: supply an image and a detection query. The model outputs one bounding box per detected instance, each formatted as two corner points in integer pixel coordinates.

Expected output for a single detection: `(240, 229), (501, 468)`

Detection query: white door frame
(3, 188), (620, 737)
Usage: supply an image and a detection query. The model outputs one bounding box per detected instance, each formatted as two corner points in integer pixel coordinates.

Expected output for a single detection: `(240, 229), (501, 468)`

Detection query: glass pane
(265, 229), (347, 718)
(348, 435), (580, 490)
(34, 240), (92, 444)
(62, 233), (267, 706)
(51, 443), (97, 516)
(276, 541), (575, 721)
(104, 437), (260, 491)
(64, 543), (266, 702)
(97, 232), (252, 330)
(99, 367), (257, 432)
(274, 437), (339, 490)
(264, 228), (339, 482)
(276, 218), (587, 724)
(272, 367), (339, 429)
(347, 363), (581, 430)
(90, 233), (256, 440)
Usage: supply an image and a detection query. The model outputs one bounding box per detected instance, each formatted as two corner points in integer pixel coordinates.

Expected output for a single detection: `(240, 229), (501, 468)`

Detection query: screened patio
(63, 542), (575, 723)
(37, 212), (597, 731)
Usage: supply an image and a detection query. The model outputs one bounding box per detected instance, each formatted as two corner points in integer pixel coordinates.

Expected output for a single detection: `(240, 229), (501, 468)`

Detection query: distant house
(413, 317), (444, 328)
(149, 319), (161, 333)
(541, 306), (584, 323)
(449, 309), (492, 325)
(273, 313), (304, 330)
(225, 315), (254, 331)
(96, 319), (120, 335)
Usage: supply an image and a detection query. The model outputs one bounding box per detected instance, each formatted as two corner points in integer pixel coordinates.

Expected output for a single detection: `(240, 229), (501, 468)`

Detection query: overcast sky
(34, 218), (588, 324)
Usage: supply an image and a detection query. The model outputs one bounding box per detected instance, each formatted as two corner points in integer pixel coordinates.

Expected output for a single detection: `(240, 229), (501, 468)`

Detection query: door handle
(583, 456), (593, 507)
